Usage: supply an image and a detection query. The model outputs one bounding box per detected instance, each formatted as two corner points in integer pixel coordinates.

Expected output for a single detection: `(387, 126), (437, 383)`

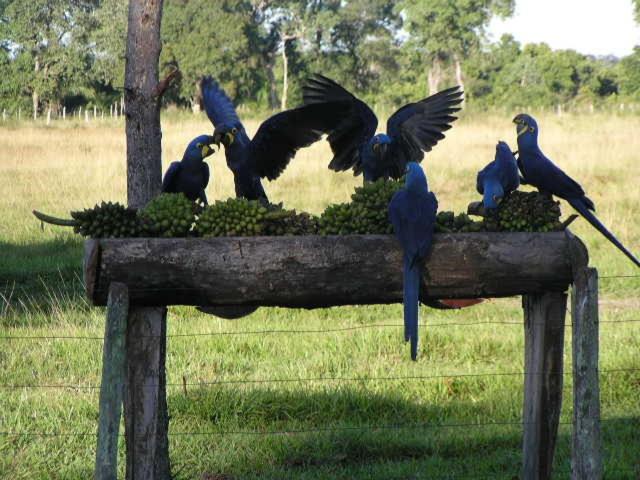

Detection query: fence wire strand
(1, 318), (639, 342)
(1, 367), (637, 391)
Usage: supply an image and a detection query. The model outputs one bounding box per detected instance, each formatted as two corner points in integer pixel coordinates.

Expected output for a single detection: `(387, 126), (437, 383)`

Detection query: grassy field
(0, 112), (638, 479)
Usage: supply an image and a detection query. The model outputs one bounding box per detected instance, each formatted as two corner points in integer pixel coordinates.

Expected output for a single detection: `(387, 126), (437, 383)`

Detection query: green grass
(0, 113), (639, 478)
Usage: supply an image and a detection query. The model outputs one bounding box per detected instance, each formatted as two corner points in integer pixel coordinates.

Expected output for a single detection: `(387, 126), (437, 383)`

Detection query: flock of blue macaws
(162, 74), (639, 360)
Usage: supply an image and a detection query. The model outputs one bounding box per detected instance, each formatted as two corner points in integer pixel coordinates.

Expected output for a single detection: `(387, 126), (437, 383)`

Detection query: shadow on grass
(0, 238), (85, 319)
(167, 387), (639, 479)
(168, 386), (527, 478)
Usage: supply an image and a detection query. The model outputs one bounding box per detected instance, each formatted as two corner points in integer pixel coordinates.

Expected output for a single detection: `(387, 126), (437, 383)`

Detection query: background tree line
(1, 0), (639, 118)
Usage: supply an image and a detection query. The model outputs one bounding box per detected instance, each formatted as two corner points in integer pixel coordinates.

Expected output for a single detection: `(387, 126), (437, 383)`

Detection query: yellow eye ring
(196, 143), (202, 148)
(372, 143), (379, 152)
(528, 126), (535, 132)
(231, 127), (238, 134)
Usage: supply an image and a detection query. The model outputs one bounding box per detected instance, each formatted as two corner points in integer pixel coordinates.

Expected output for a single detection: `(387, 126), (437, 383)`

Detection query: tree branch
(152, 68), (181, 98)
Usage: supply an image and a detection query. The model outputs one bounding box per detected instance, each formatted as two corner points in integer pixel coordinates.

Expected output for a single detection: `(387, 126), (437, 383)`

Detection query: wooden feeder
(88, 230), (602, 480)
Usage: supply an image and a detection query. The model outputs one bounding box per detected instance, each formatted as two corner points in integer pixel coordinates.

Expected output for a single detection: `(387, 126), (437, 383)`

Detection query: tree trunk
(265, 53), (279, 109)
(122, 0), (170, 479)
(280, 40), (289, 111)
(453, 54), (465, 103)
(427, 56), (442, 96)
(32, 57), (40, 120)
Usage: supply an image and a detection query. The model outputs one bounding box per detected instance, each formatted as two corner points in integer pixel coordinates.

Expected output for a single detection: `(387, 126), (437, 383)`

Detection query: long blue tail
(403, 258), (421, 360)
(568, 198), (640, 268)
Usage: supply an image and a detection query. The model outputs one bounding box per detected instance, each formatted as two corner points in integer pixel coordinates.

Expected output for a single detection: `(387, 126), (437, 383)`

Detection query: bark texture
(85, 232), (583, 307)
(122, 1), (170, 478)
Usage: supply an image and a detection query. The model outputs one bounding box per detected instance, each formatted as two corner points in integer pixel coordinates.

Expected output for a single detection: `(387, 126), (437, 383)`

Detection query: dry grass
(0, 112), (639, 479)
(1, 111), (638, 269)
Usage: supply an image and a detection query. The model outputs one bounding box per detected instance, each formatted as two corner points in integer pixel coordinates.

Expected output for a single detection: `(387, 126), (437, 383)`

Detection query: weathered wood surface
(84, 232), (585, 307)
(571, 267), (602, 480)
(122, 0), (170, 478)
(522, 291), (567, 480)
(123, 306), (169, 480)
(95, 283), (128, 480)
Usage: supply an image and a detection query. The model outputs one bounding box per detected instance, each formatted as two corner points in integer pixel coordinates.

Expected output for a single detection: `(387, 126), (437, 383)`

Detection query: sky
(488, 0), (640, 57)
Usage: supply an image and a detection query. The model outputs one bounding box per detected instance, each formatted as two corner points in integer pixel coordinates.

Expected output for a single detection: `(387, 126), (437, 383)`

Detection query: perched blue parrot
(514, 113), (640, 267)
(200, 76), (351, 204)
(302, 74), (463, 182)
(388, 162), (438, 360)
(162, 134), (215, 204)
(476, 141), (520, 210)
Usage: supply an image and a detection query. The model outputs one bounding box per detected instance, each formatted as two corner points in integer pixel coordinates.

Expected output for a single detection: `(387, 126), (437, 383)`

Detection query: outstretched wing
(389, 190), (438, 263)
(161, 162), (182, 193)
(200, 76), (242, 128)
(303, 74), (378, 174)
(249, 101), (352, 181)
(385, 86), (463, 178)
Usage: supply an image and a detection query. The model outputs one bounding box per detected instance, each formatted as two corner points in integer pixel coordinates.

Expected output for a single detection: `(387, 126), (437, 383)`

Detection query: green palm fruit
(70, 202), (143, 238)
(138, 193), (195, 237)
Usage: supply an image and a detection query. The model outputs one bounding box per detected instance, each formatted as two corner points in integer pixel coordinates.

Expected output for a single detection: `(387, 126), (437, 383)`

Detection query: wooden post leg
(123, 307), (170, 480)
(571, 268), (602, 480)
(95, 282), (129, 480)
(522, 291), (567, 480)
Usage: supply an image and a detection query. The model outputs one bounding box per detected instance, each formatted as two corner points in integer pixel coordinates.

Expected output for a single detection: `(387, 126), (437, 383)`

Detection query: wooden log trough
(87, 230), (603, 480)
(85, 231), (578, 307)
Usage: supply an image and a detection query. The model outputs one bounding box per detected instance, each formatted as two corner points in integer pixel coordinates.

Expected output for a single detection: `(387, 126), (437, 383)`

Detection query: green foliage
(138, 193), (196, 237)
(617, 47), (640, 100)
(0, 0), (636, 113)
(0, 0), (95, 113)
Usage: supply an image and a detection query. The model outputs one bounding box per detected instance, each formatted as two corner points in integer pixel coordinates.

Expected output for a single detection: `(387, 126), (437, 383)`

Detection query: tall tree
(399, 0), (514, 95)
(162, 0), (258, 109)
(0, 0), (97, 118)
(122, 0), (170, 478)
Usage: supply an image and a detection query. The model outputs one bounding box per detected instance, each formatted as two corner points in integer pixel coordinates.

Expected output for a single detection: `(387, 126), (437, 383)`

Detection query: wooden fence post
(95, 282), (129, 480)
(571, 267), (602, 479)
(522, 291), (567, 480)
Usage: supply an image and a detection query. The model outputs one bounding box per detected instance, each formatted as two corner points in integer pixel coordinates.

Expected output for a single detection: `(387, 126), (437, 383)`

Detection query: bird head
(405, 162), (428, 192)
(184, 135), (216, 161)
(213, 124), (241, 149)
(495, 140), (517, 164)
(482, 180), (505, 211)
(512, 113), (539, 149)
(370, 133), (391, 158)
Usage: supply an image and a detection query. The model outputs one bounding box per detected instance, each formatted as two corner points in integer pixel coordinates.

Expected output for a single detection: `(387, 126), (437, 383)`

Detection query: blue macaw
(162, 134), (215, 204)
(514, 113), (640, 268)
(476, 141), (520, 210)
(388, 162), (438, 360)
(303, 74), (463, 182)
(200, 76), (351, 204)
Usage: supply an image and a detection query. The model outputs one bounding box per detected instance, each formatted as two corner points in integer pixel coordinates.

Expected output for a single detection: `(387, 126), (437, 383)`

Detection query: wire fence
(1, 272), (638, 477)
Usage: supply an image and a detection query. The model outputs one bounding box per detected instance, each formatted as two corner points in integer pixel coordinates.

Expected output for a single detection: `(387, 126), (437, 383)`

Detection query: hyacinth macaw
(200, 76), (350, 204)
(389, 162), (438, 360)
(514, 113), (640, 267)
(476, 141), (520, 210)
(162, 134), (215, 204)
(302, 74), (463, 182)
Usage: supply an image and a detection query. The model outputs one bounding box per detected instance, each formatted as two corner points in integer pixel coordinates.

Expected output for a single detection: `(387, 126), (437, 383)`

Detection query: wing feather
(199, 76), (242, 128)
(385, 86), (463, 177)
(250, 101), (352, 180)
(302, 74), (378, 172)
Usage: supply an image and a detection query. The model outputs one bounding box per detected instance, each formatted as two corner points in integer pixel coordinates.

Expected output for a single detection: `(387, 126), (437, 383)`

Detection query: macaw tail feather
(568, 198), (640, 268)
(403, 259), (421, 361)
